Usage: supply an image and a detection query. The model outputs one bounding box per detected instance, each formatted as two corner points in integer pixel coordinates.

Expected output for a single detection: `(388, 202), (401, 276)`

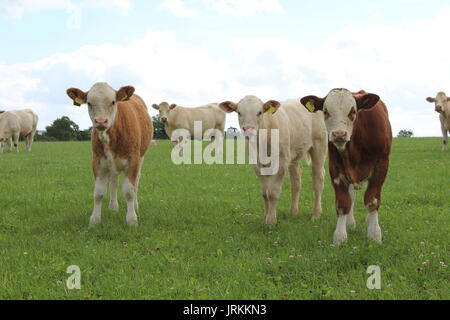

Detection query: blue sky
(0, 0), (449, 136)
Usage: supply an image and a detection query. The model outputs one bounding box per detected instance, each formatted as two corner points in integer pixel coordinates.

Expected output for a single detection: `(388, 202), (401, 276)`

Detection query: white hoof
(368, 225), (382, 243)
(347, 216), (356, 230)
(265, 215), (277, 227)
(89, 215), (101, 227)
(109, 201), (119, 211)
(126, 215), (139, 227)
(333, 230), (348, 246)
(312, 207), (322, 220)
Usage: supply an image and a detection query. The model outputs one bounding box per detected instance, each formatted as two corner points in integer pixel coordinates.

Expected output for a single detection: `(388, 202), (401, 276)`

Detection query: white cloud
(205, 0), (283, 17)
(0, 0), (131, 20)
(229, 7), (450, 137)
(161, 0), (199, 17)
(0, 31), (253, 131)
(161, 0), (284, 17)
(1, 6), (450, 136)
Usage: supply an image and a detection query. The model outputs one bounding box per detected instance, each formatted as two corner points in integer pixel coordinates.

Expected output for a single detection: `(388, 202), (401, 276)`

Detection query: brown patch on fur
(92, 94), (153, 185)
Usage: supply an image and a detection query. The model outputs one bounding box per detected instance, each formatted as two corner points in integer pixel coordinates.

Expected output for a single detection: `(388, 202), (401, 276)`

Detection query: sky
(0, 0), (449, 136)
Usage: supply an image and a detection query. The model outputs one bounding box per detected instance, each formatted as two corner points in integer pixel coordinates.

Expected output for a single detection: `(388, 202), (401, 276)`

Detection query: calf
(152, 102), (225, 150)
(0, 109), (38, 153)
(301, 89), (392, 245)
(219, 96), (327, 226)
(66, 82), (153, 227)
(426, 92), (450, 151)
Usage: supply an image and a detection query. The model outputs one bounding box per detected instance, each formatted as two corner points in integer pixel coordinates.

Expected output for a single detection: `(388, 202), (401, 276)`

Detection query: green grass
(0, 138), (448, 300)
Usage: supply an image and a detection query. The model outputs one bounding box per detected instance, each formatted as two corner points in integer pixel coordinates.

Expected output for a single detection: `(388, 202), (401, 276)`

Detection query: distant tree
(77, 127), (92, 141)
(397, 129), (414, 138)
(0, 110), (4, 114)
(35, 132), (58, 142)
(46, 116), (80, 141)
(152, 115), (169, 140)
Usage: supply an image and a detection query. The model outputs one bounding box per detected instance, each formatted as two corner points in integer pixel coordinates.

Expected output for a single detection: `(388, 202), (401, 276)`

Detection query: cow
(426, 92), (450, 151)
(66, 82), (153, 227)
(219, 96), (328, 226)
(301, 89), (392, 245)
(152, 102), (226, 151)
(0, 109), (38, 153)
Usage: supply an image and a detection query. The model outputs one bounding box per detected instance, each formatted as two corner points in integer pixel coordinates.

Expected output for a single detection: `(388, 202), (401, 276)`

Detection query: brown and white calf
(219, 96), (328, 226)
(426, 92), (450, 151)
(301, 89), (392, 245)
(67, 82), (153, 227)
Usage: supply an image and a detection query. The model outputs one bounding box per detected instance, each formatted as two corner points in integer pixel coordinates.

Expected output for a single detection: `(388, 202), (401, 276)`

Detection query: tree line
(35, 115), (168, 141)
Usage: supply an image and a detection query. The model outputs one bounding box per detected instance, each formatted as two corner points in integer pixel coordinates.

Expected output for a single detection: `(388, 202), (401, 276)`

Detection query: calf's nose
(436, 105), (442, 112)
(94, 118), (108, 126)
(161, 117), (168, 122)
(242, 126), (255, 132)
(332, 130), (348, 140)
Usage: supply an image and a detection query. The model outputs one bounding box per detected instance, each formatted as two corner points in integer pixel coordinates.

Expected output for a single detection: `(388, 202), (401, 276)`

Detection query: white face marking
(86, 83), (118, 131)
(323, 89), (358, 151)
(433, 92), (450, 114)
(156, 103), (172, 123)
(236, 96), (265, 135)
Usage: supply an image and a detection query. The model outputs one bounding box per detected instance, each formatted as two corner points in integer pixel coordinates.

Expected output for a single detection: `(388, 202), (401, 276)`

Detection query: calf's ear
(426, 97), (436, 103)
(355, 93), (379, 111)
(66, 88), (88, 106)
(117, 86), (135, 102)
(169, 104), (177, 110)
(219, 101), (238, 113)
(263, 100), (281, 114)
(300, 96), (325, 112)
(152, 104), (160, 110)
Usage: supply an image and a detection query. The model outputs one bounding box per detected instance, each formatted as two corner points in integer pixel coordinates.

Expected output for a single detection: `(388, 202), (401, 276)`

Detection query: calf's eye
(324, 110), (330, 119)
(348, 108), (357, 121)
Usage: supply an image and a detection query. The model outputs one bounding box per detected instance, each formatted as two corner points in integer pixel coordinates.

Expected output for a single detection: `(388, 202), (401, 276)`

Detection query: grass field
(0, 138), (448, 300)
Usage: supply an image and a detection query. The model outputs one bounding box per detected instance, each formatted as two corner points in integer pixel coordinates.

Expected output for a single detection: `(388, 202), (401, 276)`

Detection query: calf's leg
(310, 149), (325, 220)
(364, 161), (388, 243)
(13, 133), (19, 152)
(6, 138), (12, 152)
(347, 184), (356, 230)
(441, 123), (448, 151)
(108, 173), (119, 211)
(260, 168), (285, 227)
(123, 157), (141, 227)
(90, 173), (108, 227)
(288, 162), (301, 217)
(333, 183), (353, 245)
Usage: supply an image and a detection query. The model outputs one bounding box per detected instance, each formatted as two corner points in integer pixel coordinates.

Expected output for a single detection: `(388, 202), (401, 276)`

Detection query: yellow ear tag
(306, 101), (315, 112)
(120, 95), (128, 101)
(267, 106), (277, 114)
(75, 98), (85, 105)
